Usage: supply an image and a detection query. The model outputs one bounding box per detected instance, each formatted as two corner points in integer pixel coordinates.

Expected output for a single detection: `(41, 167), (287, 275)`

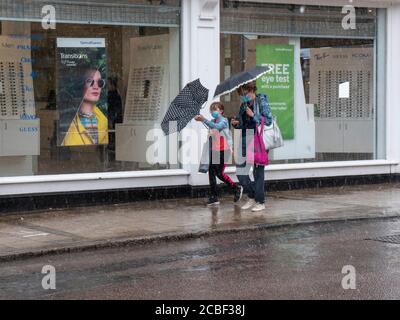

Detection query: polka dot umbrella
(161, 78), (209, 135)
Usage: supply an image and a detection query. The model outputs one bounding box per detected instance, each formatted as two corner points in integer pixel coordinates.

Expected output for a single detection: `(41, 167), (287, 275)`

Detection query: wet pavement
(1, 217), (400, 299)
(0, 183), (400, 260)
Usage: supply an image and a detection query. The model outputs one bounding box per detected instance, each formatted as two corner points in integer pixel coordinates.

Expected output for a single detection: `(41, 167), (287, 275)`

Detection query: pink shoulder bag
(246, 117), (268, 166)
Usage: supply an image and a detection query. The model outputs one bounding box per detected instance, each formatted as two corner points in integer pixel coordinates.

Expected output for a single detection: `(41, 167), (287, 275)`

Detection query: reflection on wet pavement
(2, 218), (400, 299)
(0, 183), (399, 260)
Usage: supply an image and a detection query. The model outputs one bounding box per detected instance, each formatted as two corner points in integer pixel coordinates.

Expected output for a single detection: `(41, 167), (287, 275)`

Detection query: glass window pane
(0, 1), (180, 177)
(221, 2), (376, 38)
(220, 2), (385, 165)
(0, 0), (180, 26)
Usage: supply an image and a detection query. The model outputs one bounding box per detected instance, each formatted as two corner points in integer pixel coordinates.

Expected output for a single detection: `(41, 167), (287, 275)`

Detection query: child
(195, 102), (243, 206)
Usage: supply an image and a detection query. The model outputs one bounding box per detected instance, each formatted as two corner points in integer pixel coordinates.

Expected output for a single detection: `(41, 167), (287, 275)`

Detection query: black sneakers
(234, 186), (243, 203)
(208, 185), (242, 206)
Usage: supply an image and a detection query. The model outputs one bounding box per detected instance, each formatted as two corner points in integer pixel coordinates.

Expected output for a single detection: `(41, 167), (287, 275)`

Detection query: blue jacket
(233, 93), (273, 158)
(234, 93), (273, 130)
(203, 114), (233, 149)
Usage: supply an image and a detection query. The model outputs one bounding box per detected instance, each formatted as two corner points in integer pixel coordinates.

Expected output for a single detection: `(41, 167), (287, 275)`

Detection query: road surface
(1, 218), (400, 299)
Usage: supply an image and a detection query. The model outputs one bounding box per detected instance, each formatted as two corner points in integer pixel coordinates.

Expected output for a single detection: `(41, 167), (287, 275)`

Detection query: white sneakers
(241, 198), (266, 212)
(251, 203), (266, 212)
(241, 199), (256, 210)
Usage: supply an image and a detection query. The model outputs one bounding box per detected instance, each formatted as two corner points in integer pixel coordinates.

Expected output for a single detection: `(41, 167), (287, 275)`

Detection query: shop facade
(0, 0), (399, 201)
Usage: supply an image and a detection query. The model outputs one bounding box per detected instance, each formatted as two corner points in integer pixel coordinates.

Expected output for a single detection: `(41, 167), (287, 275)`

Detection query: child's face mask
(240, 95), (252, 104)
(211, 111), (220, 119)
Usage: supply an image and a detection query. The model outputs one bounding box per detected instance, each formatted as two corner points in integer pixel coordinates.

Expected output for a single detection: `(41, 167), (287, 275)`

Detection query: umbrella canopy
(161, 79), (209, 135)
(213, 66), (271, 98)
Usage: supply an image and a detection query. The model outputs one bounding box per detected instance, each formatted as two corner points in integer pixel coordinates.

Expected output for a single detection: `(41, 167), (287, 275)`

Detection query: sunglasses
(85, 78), (106, 88)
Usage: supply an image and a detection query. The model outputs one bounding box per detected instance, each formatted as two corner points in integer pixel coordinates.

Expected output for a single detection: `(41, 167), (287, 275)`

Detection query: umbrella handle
(200, 100), (209, 109)
(198, 101), (211, 129)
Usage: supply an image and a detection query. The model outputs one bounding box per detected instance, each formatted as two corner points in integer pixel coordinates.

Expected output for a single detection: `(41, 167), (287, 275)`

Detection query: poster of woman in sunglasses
(56, 38), (108, 146)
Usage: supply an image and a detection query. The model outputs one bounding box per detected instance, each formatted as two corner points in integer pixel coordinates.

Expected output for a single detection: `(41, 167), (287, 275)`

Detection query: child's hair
(210, 101), (225, 114)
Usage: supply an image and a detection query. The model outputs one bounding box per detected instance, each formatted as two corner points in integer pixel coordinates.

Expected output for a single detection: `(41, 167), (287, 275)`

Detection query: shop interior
(0, 21), (180, 176)
(220, 34), (375, 164)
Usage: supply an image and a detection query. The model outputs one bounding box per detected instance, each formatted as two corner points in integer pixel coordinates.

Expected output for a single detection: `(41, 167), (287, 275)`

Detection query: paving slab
(0, 183), (400, 261)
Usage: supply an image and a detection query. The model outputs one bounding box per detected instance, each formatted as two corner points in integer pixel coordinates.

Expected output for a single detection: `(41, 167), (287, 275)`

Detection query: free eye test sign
(256, 44), (295, 140)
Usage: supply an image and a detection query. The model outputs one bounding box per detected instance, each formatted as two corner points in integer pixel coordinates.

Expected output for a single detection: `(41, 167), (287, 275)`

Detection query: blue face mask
(211, 111), (220, 119)
(241, 95), (251, 104)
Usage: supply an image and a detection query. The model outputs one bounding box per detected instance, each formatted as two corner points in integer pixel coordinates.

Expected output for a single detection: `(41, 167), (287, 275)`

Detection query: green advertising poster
(256, 44), (294, 140)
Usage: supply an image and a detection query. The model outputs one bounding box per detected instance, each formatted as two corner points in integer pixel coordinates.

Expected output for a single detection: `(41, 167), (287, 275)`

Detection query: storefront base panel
(1, 173), (399, 215)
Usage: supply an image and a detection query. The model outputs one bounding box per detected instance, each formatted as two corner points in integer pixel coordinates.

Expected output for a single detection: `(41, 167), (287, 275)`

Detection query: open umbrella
(161, 78), (209, 135)
(213, 66), (271, 98)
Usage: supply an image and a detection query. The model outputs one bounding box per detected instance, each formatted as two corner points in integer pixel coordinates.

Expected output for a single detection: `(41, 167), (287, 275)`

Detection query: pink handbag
(246, 117), (268, 166)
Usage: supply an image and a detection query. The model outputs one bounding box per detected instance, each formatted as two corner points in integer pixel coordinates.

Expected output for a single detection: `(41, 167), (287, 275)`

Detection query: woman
(231, 82), (273, 212)
(62, 68), (108, 146)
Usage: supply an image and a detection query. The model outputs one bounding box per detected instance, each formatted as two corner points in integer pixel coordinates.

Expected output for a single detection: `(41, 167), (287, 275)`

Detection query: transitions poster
(256, 44), (294, 140)
(56, 38), (108, 146)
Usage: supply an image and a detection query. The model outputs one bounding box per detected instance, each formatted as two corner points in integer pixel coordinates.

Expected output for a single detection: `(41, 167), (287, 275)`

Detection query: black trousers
(209, 151), (237, 199)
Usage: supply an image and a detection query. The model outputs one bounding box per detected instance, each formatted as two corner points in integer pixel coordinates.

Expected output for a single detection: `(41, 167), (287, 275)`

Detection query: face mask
(211, 111), (220, 119)
(241, 95), (251, 103)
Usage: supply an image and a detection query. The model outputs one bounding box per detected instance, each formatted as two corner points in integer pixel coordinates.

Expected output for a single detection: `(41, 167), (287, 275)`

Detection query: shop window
(0, 0), (181, 176)
(220, 2), (385, 164)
